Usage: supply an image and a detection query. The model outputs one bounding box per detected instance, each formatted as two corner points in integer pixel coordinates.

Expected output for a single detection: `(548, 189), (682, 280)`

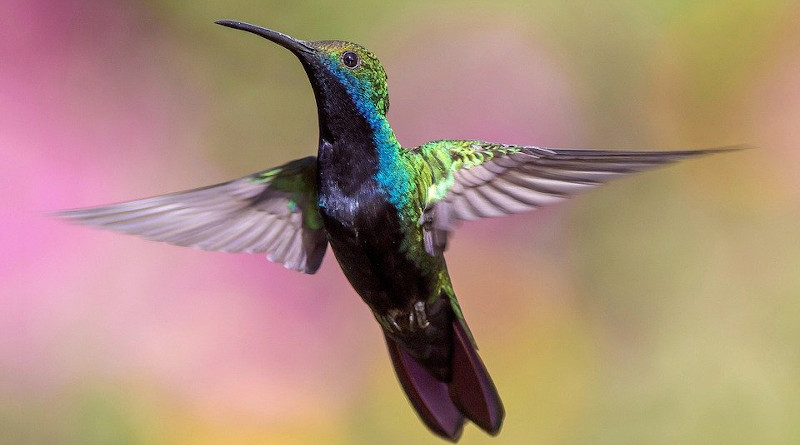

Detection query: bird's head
(216, 20), (390, 123)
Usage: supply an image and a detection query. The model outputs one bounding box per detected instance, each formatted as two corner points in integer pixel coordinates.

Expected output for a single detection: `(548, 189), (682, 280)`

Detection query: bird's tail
(384, 320), (504, 441)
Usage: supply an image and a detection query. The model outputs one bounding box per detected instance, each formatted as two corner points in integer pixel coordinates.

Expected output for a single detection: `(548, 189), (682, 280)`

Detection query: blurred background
(2, 0), (799, 444)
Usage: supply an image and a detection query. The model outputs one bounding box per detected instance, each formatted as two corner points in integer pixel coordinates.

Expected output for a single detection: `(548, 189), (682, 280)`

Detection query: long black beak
(215, 20), (315, 56)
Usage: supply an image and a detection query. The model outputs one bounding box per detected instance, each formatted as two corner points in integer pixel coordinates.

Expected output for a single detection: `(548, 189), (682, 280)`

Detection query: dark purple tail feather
(384, 320), (504, 440)
(385, 335), (465, 441)
(449, 320), (504, 435)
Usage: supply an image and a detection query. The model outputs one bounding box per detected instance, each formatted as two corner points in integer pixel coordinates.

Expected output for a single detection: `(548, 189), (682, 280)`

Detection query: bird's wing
(58, 156), (328, 274)
(417, 140), (741, 256)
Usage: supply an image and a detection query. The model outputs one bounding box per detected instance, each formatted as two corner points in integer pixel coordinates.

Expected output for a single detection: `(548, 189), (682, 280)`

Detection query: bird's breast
(318, 179), (391, 232)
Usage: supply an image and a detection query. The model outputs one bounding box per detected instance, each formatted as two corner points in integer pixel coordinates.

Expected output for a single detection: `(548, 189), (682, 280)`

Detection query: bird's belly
(322, 203), (432, 312)
(319, 191), (442, 306)
(320, 194), (454, 376)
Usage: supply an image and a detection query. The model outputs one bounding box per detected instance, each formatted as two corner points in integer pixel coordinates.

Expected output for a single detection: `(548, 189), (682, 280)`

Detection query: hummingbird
(59, 20), (741, 441)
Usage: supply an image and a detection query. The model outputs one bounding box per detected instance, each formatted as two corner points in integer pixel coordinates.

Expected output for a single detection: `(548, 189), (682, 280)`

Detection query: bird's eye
(341, 51), (360, 69)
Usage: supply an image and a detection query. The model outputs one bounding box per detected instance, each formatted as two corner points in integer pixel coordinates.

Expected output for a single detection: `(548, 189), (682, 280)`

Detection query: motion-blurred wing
(59, 156), (328, 274)
(418, 140), (741, 255)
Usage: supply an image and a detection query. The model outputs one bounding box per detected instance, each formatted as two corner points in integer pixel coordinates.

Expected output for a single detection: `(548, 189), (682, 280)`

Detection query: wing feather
(417, 141), (743, 255)
(58, 156), (328, 274)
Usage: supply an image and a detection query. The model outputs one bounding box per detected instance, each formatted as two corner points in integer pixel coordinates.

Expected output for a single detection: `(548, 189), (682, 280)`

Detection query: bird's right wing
(417, 140), (742, 256)
(58, 156), (328, 274)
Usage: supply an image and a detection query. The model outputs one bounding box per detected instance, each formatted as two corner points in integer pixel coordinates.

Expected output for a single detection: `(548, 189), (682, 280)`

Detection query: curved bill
(215, 20), (314, 55)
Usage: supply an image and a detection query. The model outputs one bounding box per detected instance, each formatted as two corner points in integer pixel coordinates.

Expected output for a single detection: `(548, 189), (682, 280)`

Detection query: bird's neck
(316, 95), (411, 209)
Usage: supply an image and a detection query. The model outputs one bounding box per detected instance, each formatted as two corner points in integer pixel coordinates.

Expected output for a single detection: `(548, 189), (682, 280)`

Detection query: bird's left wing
(417, 140), (740, 256)
(58, 156), (328, 274)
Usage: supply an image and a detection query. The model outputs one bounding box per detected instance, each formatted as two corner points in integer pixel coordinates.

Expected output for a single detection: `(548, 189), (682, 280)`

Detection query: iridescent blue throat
(322, 58), (411, 210)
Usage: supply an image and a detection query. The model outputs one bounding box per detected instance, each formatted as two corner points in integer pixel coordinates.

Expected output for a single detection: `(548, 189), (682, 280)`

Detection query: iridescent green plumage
(58, 20), (743, 442)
